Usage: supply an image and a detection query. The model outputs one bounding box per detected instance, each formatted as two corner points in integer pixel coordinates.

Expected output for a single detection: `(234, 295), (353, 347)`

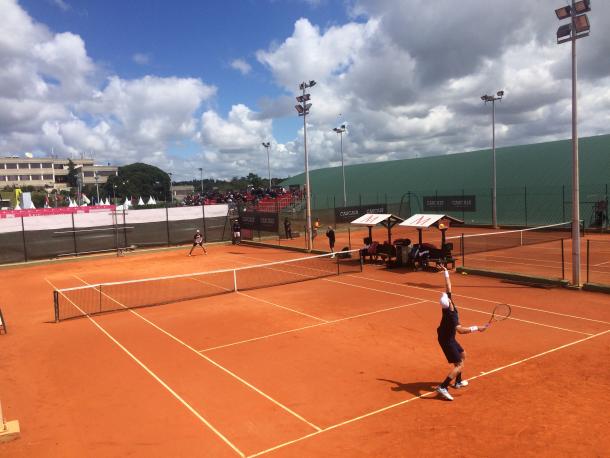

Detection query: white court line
(593, 260), (610, 267)
(71, 274), (321, 433)
(45, 278), (245, 458)
(186, 276), (329, 323)
(347, 274), (610, 325)
(200, 300), (428, 352)
(246, 328), (610, 458)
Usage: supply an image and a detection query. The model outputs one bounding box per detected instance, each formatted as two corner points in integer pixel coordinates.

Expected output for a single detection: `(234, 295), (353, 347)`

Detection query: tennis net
(53, 250), (362, 321)
(450, 221), (573, 256)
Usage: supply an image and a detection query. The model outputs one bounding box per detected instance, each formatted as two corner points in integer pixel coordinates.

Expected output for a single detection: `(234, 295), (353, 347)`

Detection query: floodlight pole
(198, 167), (203, 195)
(554, 0), (591, 286)
(333, 125), (347, 206)
(570, 1), (581, 287)
(481, 93), (502, 228)
(94, 173), (100, 204)
(262, 142), (271, 189)
(296, 81), (316, 252)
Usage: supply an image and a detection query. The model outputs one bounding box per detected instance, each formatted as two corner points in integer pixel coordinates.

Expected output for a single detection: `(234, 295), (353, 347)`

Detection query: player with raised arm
(188, 229), (207, 256)
(435, 265), (487, 401)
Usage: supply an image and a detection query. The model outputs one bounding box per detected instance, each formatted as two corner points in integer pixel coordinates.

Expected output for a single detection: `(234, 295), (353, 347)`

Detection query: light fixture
(574, 14), (590, 33)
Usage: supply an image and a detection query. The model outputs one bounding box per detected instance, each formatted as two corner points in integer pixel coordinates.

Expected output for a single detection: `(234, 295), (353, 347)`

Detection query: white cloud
(50, 0), (70, 11)
(230, 58), (251, 75)
(132, 53), (151, 65)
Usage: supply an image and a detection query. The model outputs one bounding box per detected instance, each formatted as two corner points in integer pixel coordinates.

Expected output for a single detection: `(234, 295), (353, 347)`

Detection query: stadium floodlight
(295, 80), (317, 251)
(481, 91), (504, 229)
(332, 124), (348, 207)
(262, 142), (271, 189)
(554, 0), (592, 287)
(198, 167), (203, 196)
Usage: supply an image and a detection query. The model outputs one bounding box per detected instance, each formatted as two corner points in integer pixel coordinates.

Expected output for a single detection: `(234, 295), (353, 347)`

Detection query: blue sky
(2, 0), (609, 181)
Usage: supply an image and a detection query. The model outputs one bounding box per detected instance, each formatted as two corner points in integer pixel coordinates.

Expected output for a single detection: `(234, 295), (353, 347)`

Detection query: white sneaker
(454, 380), (469, 389)
(435, 386), (454, 401)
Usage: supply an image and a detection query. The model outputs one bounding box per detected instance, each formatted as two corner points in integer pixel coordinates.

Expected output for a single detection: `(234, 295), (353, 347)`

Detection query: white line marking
(347, 274), (610, 325)
(71, 275), (321, 433)
(200, 301), (428, 352)
(247, 329), (610, 457)
(237, 292), (328, 323)
(45, 278), (244, 458)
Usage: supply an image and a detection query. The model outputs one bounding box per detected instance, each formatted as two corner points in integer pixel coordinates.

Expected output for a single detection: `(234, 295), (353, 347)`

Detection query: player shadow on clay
(377, 378), (439, 399)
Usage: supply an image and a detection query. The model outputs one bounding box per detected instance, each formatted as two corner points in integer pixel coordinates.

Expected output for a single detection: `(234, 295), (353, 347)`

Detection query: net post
(233, 269), (238, 292)
(0, 308), (6, 334)
(71, 212), (78, 256)
(460, 233), (465, 267)
(561, 239), (565, 280)
(586, 239), (590, 284)
(99, 284), (103, 314)
(53, 290), (59, 323)
(336, 254), (340, 275)
(20, 215), (28, 263)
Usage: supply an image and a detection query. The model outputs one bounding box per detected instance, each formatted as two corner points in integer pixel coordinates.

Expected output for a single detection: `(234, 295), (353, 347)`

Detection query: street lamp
(332, 124), (347, 207)
(555, 0), (591, 287)
(262, 142), (271, 189)
(295, 80), (316, 251)
(481, 90), (504, 228)
(94, 173), (100, 205)
(168, 172), (173, 204)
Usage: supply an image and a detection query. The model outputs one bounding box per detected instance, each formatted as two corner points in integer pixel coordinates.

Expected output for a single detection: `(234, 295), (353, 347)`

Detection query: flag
(82, 194), (91, 204)
(44, 194), (50, 208)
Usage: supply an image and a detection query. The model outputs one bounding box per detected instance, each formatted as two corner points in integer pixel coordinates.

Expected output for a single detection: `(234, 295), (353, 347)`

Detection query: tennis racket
(488, 303), (511, 324)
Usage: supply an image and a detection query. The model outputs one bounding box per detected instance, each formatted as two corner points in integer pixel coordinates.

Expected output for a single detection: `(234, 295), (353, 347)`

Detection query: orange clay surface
(1, 242), (609, 457)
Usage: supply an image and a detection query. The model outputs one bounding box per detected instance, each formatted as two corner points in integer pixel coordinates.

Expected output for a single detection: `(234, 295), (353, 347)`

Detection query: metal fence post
(71, 213), (78, 256)
(586, 239), (589, 284)
(20, 216), (28, 262)
(165, 205), (170, 246)
(524, 186), (528, 227)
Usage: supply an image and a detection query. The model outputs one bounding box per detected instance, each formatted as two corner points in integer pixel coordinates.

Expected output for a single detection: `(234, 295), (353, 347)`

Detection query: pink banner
(0, 205), (116, 219)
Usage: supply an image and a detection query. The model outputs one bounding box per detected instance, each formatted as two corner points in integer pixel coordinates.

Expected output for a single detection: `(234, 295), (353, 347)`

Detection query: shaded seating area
(351, 213), (404, 265)
(398, 214), (463, 270)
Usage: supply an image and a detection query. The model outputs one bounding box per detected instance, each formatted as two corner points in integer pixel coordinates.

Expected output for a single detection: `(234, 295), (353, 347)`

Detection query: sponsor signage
(239, 212), (278, 232)
(423, 195), (476, 212)
(334, 204), (387, 223)
(0, 205), (116, 219)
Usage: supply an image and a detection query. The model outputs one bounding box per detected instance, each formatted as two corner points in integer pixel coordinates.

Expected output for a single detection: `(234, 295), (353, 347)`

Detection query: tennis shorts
(438, 338), (464, 364)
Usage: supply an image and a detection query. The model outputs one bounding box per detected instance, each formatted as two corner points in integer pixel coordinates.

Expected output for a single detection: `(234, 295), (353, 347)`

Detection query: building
(0, 156), (118, 190)
(171, 185), (195, 201)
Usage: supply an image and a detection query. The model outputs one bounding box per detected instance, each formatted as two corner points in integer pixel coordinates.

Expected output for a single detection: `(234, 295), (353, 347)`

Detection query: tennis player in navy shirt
(436, 265), (487, 401)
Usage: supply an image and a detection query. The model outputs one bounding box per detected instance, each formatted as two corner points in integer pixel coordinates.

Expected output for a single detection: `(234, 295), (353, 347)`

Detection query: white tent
(68, 198), (77, 207)
(147, 196), (156, 205)
(104, 198), (110, 206)
(138, 197), (145, 206)
(14, 203), (21, 210)
(26, 201), (36, 209)
(124, 197), (131, 208)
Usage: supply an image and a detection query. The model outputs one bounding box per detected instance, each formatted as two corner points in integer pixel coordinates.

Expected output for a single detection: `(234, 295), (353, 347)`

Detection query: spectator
(284, 217), (292, 239)
(326, 226), (336, 257)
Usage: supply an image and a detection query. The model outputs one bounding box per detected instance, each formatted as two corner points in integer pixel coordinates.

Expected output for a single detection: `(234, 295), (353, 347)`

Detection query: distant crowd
(181, 186), (303, 208)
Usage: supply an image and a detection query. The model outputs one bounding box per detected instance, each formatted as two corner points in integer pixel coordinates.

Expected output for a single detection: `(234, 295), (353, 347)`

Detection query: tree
(103, 163), (170, 202)
(66, 159), (79, 188)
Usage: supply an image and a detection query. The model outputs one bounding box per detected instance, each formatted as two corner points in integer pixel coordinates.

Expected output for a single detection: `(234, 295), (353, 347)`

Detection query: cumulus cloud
(132, 53), (151, 65)
(1, 0), (609, 182)
(230, 58), (251, 75)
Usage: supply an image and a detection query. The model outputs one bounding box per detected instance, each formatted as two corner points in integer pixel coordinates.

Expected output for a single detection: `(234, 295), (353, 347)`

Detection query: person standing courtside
(435, 265), (487, 401)
(284, 217), (292, 239)
(232, 220), (241, 245)
(326, 226), (336, 257)
(188, 229), (207, 256)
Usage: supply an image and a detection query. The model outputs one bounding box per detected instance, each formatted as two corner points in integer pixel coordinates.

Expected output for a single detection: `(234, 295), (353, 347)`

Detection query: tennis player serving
(435, 265), (487, 401)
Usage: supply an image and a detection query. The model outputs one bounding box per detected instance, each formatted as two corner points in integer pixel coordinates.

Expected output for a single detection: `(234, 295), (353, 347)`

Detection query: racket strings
(491, 303), (512, 322)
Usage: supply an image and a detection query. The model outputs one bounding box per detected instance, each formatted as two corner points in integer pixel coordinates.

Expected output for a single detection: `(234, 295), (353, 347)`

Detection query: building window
(84, 171), (94, 177)
(54, 164), (65, 169)
(30, 163), (41, 168)
(43, 174), (53, 180)
(18, 163), (30, 169)
(8, 175), (18, 181)
(42, 163), (52, 168)
(31, 175), (43, 180)
(5, 163), (17, 169)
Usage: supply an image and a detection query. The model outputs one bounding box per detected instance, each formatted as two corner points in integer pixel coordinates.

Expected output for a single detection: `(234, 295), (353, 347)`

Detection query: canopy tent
(350, 213), (404, 244)
(399, 214), (463, 246)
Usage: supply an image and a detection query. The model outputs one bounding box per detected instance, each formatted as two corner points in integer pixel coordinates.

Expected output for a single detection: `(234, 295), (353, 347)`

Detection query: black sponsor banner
(423, 195), (476, 212)
(334, 204), (388, 223)
(239, 212), (279, 232)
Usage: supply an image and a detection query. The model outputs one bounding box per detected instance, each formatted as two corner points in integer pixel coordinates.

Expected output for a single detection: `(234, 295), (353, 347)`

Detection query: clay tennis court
(1, 242), (609, 456)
